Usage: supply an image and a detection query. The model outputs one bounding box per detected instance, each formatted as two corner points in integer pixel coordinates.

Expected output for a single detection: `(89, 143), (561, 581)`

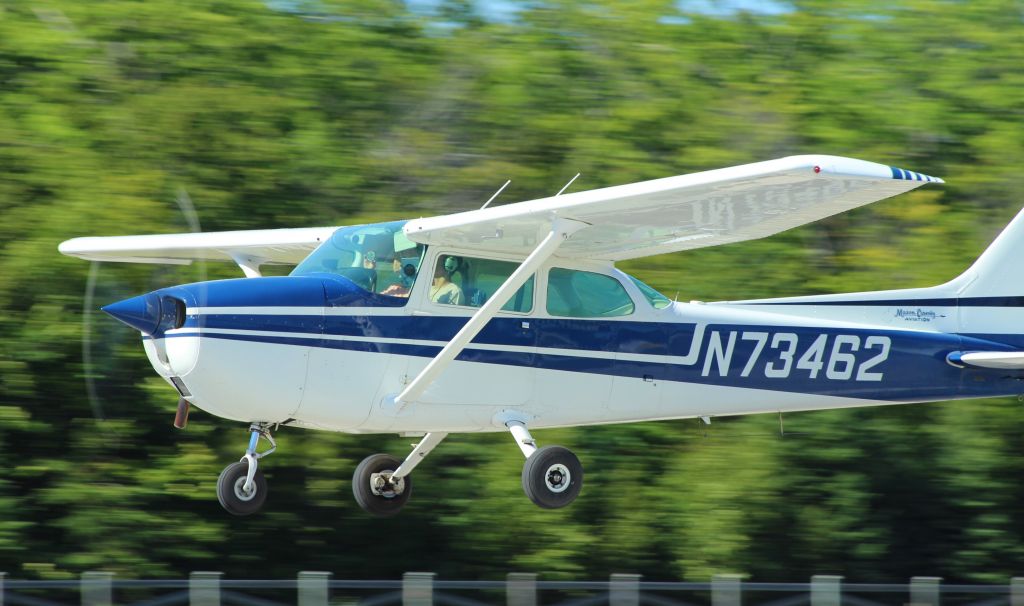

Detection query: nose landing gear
(217, 423), (276, 516)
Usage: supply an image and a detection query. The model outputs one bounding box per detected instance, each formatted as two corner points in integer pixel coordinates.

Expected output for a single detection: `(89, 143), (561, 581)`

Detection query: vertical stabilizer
(951, 207), (1024, 298)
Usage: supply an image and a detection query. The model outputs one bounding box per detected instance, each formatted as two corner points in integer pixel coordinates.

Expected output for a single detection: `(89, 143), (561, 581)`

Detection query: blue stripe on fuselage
(184, 314), (703, 357)
(162, 313), (1024, 402)
(750, 296), (1024, 307)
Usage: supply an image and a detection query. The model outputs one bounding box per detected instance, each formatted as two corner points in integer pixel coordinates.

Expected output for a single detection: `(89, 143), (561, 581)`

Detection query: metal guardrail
(1, 571), (1022, 606)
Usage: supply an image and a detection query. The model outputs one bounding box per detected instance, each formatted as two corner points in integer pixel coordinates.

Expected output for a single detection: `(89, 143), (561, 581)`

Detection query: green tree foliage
(2, 0), (1024, 582)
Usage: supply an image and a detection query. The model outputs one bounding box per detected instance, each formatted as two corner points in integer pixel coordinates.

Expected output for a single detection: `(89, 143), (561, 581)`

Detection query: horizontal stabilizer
(947, 351), (1024, 370)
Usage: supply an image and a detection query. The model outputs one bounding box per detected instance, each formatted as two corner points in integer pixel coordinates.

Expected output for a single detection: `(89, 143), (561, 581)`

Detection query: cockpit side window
(546, 268), (635, 318)
(291, 221), (425, 302)
(428, 254), (534, 313)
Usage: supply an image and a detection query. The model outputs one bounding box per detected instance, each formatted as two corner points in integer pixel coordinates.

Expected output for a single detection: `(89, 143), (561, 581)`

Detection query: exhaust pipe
(174, 397), (191, 429)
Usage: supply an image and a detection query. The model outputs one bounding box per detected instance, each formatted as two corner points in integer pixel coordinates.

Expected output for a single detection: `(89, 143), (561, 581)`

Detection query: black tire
(217, 461), (267, 516)
(352, 453), (412, 517)
(522, 445), (583, 509)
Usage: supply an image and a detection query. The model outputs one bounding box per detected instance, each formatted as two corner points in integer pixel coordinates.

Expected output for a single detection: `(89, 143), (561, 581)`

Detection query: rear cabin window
(429, 254), (534, 313)
(546, 268), (635, 318)
(627, 275), (673, 309)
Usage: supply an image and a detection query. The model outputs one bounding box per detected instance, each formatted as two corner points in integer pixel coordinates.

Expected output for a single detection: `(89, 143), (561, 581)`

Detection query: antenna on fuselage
(480, 179), (511, 210)
(555, 173), (581, 196)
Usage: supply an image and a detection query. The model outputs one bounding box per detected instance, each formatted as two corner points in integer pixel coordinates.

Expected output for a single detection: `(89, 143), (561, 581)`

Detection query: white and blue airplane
(59, 155), (1024, 517)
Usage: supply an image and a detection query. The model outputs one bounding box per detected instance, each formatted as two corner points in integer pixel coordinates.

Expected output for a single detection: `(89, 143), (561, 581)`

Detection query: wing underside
(404, 155), (943, 261)
(59, 227), (338, 267)
(59, 155), (943, 270)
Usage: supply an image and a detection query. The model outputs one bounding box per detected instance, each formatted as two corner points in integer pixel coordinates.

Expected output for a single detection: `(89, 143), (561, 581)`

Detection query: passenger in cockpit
(430, 256), (463, 305)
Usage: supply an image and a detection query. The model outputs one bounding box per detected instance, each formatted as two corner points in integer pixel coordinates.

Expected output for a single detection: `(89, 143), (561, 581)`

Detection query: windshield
(291, 220), (425, 298)
(627, 275), (673, 309)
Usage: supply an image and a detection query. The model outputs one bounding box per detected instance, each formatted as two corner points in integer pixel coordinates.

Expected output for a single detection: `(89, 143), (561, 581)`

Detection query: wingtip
(889, 165), (944, 184)
(57, 238), (82, 256)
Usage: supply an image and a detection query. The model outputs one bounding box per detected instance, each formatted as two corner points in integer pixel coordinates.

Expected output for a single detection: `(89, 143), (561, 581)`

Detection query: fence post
(811, 575), (842, 606)
(507, 573), (537, 606)
(190, 572), (223, 606)
(402, 572), (435, 606)
(81, 571), (113, 606)
(712, 574), (743, 606)
(910, 576), (941, 606)
(1012, 578), (1024, 606)
(298, 571), (331, 606)
(610, 574), (641, 606)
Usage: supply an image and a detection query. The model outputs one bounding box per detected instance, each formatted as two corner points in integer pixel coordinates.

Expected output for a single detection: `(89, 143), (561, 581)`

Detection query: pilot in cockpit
(379, 247), (419, 298)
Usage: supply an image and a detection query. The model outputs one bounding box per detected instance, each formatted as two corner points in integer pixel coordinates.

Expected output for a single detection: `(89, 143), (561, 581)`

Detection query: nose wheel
(217, 461), (267, 515)
(217, 423), (276, 516)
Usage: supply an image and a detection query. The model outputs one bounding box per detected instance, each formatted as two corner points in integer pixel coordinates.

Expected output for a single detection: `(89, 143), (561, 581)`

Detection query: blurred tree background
(2, 0), (1024, 582)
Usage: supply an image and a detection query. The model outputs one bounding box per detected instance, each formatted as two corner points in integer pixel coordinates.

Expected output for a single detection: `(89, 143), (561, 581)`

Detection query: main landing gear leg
(506, 421), (583, 509)
(217, 423), (276, 516)
(352, 432), (447, 517)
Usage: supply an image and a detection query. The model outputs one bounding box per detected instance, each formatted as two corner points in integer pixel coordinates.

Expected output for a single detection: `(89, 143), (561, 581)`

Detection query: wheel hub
(232, 477), (258, 502)
(544, 463), (571, 493)
(369, 471), (406, 498)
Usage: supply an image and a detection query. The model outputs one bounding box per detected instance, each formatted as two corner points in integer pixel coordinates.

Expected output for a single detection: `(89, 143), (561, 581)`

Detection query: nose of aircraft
(102, 292), (164, 335)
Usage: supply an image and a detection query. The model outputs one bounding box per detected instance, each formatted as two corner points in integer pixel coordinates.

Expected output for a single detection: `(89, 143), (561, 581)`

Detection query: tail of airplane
(947, 207), (1024, 299)
(939, 206), (1024, 369)
(729, 206), (1024, 342)
(731, 206), (1024, 370)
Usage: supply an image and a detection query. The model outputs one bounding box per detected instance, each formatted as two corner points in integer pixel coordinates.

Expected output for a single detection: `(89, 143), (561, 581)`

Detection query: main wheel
(352, 453), (412, 517)
(217, 461), (267, 516)
(522, 445), (583, 509)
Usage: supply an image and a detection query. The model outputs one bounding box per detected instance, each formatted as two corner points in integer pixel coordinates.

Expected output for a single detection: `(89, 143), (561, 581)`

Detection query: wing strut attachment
(229, 252), (265, 278)
(389, 217), (587, 412)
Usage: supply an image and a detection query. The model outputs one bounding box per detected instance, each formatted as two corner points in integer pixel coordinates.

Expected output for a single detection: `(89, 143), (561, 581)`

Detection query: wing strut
(389, 217), (587, 412)
(229, 252), (265, 278)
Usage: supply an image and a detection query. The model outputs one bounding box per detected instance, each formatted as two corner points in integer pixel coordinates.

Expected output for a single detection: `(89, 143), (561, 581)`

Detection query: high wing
(404, 155), (943, 261)
(59, 227), (337, 276)
(59, 155), (942, 272)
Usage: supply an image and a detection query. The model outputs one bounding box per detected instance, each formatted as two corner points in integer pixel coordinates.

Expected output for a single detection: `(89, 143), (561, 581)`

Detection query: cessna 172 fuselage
(59, 155), (1024, 516)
